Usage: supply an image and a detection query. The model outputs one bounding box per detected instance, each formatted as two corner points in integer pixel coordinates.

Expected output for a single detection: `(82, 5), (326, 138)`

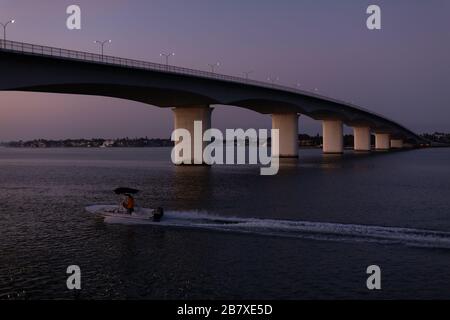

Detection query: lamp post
(208, 62), (220, 73)
(1, 19), (15, 48)
(94, 39), (112, 60)
(243, 71), (253, 80)
(160, 52), (175, 68)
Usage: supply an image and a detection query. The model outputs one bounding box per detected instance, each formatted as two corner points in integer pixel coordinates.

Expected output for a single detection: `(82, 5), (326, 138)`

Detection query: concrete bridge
(0, 40), (424, 162)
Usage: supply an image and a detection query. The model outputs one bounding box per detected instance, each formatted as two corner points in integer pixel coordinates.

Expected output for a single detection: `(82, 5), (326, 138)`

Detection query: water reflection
(276, 157), (300, 174)
(171, 165), (212, 209)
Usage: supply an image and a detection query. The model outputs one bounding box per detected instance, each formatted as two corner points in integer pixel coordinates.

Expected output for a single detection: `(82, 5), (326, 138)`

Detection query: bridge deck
(0, 39), (423, 143)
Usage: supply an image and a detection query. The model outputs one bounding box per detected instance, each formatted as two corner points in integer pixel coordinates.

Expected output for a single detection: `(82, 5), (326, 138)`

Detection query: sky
(0, 0), (449, 140)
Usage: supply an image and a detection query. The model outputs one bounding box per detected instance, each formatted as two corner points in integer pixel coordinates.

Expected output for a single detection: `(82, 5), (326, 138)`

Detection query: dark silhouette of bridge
(0, 39), (424, 162)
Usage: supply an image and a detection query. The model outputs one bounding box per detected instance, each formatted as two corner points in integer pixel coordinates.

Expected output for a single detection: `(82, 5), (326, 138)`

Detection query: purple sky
(1, 0), (449, 140)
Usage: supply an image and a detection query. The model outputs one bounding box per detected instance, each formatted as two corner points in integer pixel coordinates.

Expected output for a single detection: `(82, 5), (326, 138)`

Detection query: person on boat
(122, 194), (135, 214)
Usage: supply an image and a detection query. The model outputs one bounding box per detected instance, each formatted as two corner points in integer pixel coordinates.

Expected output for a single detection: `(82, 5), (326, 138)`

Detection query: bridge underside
(0, 49), (422, 147)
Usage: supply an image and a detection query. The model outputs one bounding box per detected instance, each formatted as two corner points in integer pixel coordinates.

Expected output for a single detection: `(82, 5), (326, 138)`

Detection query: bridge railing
(0, 38), (319, 96)
(0, 39), (375, 105)
(0, 39), (419, 139)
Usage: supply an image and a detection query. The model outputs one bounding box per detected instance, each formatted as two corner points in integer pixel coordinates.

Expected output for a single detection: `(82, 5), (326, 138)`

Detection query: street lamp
(208, 62), (220, 73)
(1, 19), (15, 47)
(94, 39), (112, 60)
(243, 71), (253, 80)
(160, 52), (175, 67)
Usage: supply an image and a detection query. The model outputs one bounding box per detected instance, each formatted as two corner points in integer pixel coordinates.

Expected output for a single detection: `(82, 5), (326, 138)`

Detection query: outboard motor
(153, 207), (164, 222)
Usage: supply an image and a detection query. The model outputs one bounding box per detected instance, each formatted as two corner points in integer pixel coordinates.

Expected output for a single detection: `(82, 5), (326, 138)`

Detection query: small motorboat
(86, 205), (164, 222)
(87, 187), (164, 222)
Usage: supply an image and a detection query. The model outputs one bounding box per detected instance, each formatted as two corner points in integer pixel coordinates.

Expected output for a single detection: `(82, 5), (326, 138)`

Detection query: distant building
(101, 140), (114, 148)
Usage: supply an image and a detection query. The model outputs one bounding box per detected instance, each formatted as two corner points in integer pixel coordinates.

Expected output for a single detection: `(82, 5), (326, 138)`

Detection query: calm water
(0, 147), (449, 299)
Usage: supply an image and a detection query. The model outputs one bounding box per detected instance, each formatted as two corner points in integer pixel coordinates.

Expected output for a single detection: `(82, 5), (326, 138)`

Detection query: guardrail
(0, 39), (374, 111)
(0, 38), (308, 95)
(0, 38), (420, 139)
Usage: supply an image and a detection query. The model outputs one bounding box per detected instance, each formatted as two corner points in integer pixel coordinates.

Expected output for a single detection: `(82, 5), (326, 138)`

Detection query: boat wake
(86, 205), (450, 249)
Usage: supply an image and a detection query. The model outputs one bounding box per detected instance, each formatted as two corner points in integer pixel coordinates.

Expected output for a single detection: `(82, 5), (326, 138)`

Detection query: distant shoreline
(1, 145), (449, 150)
(0, 138), (174, 149)
(1, 133), (449, 149)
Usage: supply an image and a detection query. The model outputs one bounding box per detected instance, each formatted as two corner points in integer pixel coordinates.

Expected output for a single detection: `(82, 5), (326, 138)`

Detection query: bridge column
(322, 120), (343, 154)
(172, 106), (212, 165)
(375, 133), (390, 151)
(391, 139), (404, 149)
(353, 126), (371, 152)
(271, 113), (299, 158)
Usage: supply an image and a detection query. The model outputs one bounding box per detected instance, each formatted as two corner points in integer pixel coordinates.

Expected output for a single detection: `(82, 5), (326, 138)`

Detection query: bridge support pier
(172, 106), (212, 165)
(390, 139), (404, 149)
(271, 113), (299, 158)
(353, 126), (371, 152)
(375, 133), (390, 151)
(322, 120), (343, 154)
